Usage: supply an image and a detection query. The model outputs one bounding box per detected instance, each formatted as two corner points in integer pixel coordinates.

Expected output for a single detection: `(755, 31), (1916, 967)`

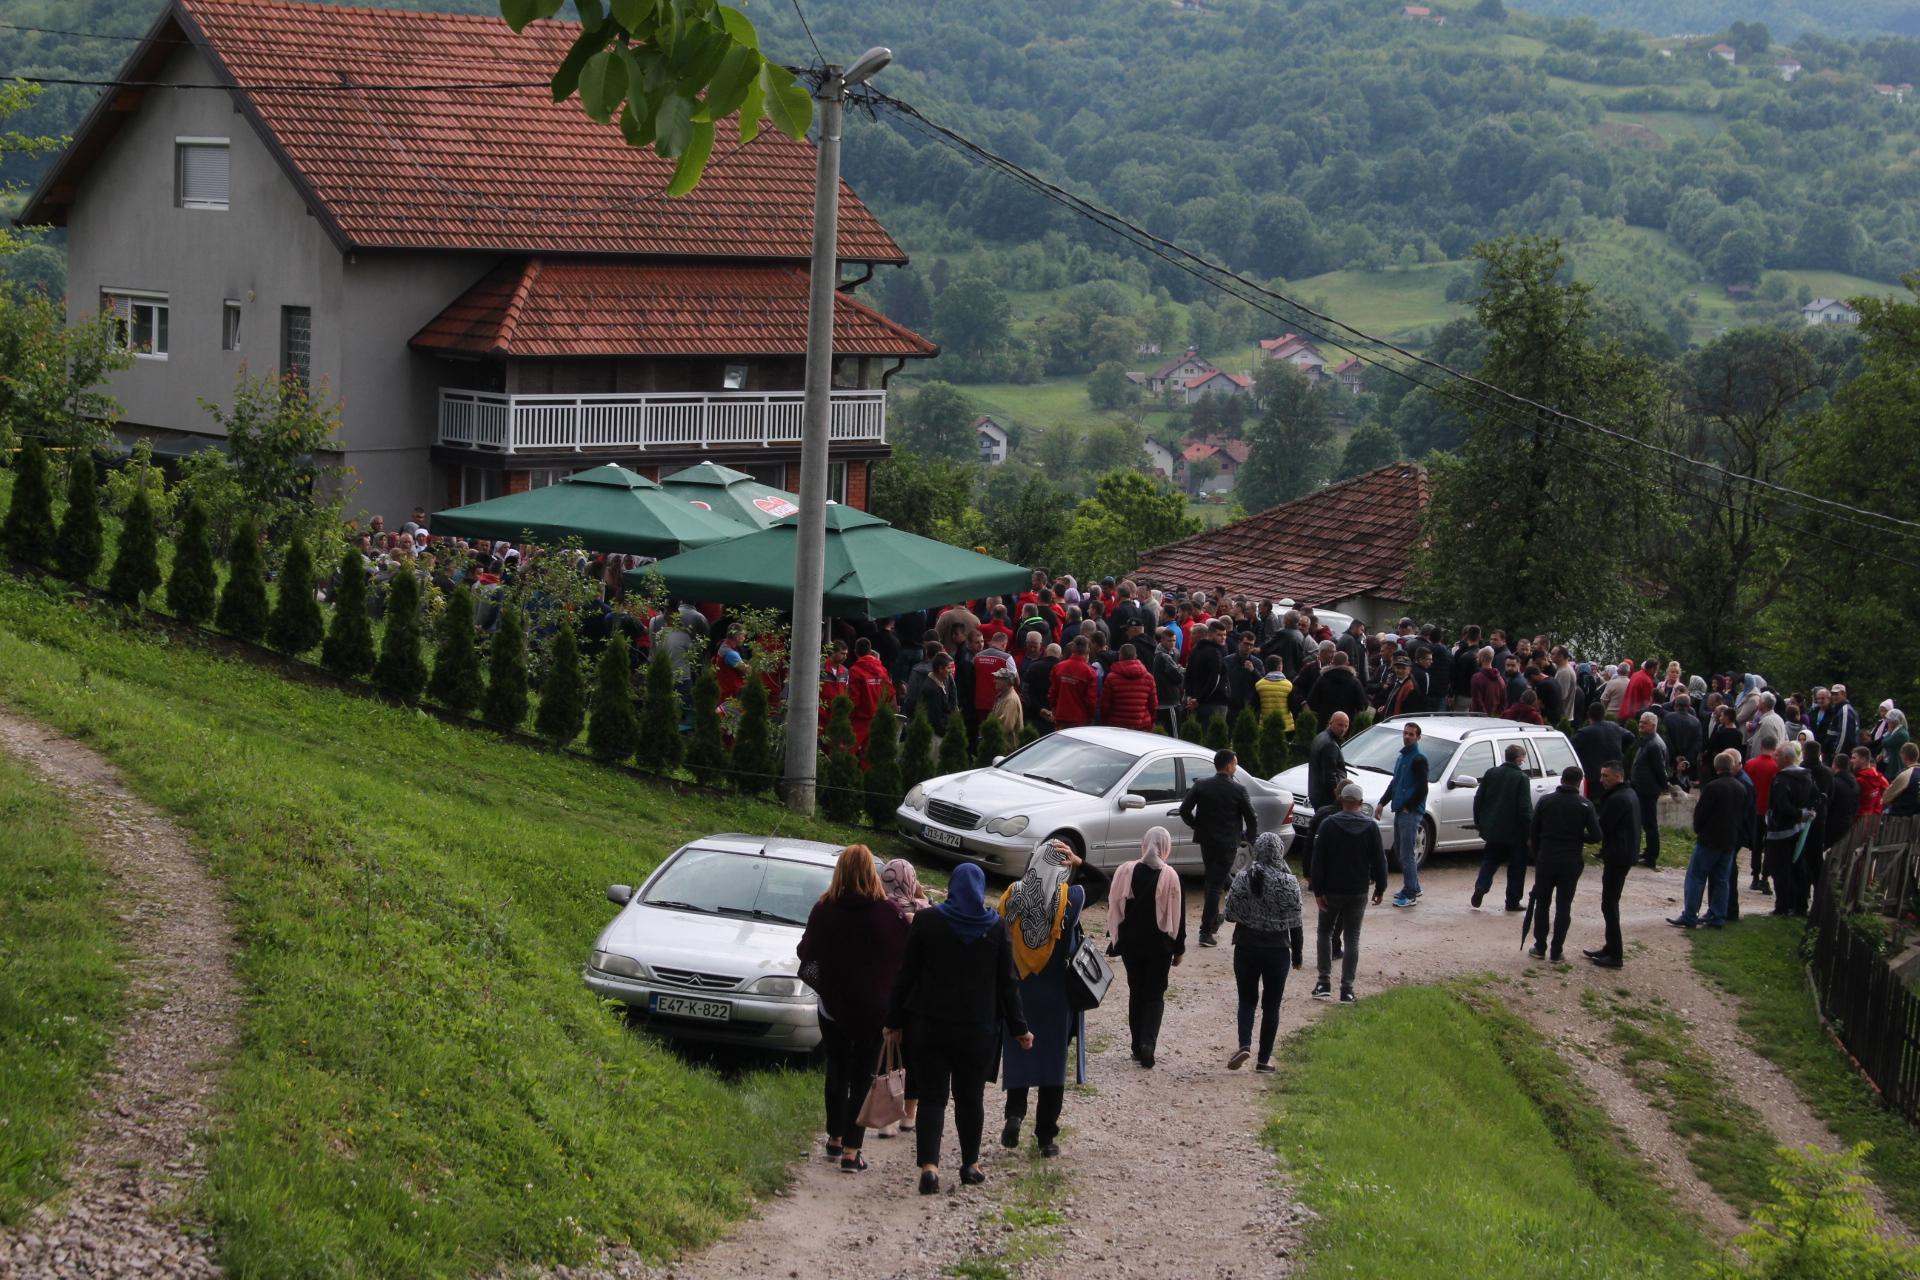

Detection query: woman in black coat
(884, 863), (1030, 1195)
(797, 845), (910, 1174)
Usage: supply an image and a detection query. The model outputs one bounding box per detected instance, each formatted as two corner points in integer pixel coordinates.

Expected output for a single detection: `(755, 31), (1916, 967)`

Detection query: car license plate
(922, 824), (963, 849)
(650, 993), (731, 1022)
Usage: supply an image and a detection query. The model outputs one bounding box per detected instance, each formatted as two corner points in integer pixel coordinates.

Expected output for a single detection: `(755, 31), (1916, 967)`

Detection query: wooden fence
(1809, 813), (1920, 1126)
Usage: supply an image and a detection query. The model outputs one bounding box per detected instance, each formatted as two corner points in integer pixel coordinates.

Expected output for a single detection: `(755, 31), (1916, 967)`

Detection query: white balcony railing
(437, 388), (887, 454)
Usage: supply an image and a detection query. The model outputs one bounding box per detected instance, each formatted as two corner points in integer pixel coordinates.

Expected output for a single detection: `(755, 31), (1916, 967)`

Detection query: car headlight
(903, 784), (926, 812)
(984, 815), (1030, 837)
(591, 951), (648, 980)
(746, 975), (804, 997)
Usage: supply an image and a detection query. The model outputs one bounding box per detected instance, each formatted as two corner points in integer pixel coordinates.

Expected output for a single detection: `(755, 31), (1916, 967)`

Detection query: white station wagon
(896, 726), (1295, 879)
(584, 834), (859, 1053)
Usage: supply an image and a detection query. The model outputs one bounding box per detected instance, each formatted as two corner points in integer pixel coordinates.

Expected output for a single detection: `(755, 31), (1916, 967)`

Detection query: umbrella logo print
(754, 496), (800, 518)
(689, 501), (713, 510)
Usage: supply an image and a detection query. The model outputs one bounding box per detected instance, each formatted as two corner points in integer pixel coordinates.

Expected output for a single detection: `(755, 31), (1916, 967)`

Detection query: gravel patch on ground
(0, 710), (240, 1280)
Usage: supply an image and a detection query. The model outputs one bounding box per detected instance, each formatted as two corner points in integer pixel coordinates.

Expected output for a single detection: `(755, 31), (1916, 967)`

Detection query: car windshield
(1338, 723), (1460, 777)
(996, 736), (1136, 797)
(641, 848), (831, 926)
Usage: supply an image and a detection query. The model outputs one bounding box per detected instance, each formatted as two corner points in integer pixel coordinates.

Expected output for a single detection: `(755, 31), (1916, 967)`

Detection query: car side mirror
(1118, 793), (1146, 811)
(1452, 774), (1478, 789)
(607, 884), (633, 905)
(992, 756), (1006, 767)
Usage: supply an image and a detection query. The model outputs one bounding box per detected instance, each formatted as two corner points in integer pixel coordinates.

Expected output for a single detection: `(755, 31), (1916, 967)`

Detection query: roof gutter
(837, 262), (874, 293)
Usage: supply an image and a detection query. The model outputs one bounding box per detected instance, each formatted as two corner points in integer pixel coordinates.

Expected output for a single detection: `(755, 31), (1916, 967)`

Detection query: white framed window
(101, 290), (169, 358)
(176, 139), (230, 210)
(222, 300), (242, 352)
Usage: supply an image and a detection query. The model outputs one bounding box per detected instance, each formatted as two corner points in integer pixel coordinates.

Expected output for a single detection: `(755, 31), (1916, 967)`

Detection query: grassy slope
(0, 574), (891, 1279)
(1269, 983), (1705, 1279)
(0, 749), (122, 1223)
(1689, 917), (1920, 1229)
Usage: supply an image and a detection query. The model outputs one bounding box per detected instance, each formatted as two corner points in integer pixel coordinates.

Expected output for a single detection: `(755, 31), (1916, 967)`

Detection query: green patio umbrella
(430, 464), (748, 558)
(627, 504), (1031, 618)
(657, 462), (803, 529)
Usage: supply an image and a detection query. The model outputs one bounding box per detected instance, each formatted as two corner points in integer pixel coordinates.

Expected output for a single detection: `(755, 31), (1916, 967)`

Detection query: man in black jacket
(1630, 712), (1673, 868)
(1529, 766), (1602, 963)
(1178, 748), (1259, 948)
(1307, 711), (1351, 811)
(1307, 652), (1367, 723)
(1672, 749), (1749, 928)
(1583, 761), (1641, 969)
(1571, 702), (1632, 799)
(1665, 694), (1704, 782)
(1184, 620), (1232, 728)
(1308, 782), (1387, 1003)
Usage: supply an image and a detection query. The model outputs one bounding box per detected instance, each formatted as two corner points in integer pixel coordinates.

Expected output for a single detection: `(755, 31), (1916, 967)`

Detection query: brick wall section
(846, 460), (870, 511)
(505, 470), (531, 495)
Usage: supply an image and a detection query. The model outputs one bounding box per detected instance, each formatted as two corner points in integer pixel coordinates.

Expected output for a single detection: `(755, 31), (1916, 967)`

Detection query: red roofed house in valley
(19, 0), (935, 521)
(1181, 368), (1253, 404)
(1135, 462), (1431, 629)
(1258, 333), (1327, 377)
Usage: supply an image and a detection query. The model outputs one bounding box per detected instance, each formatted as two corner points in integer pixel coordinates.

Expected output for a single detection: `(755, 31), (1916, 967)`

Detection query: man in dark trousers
(1664, 693), (1704, 783)
(1309, 782), (1387, 1003)
(1630, 711), (1673, 868)
(1184, 620), (1233, 728)
(1307, 711), (1351, 811)
(1178, 748), (1259, 948)
(1529, 766), (1602, 963)
(1471, 742), (1535, 911)
(1584, 760), (1641, 969)
(1671, 749), (1750, 929)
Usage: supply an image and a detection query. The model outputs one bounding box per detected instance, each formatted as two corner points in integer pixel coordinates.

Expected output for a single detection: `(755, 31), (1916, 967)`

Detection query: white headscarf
(1140, 825), (1171, 871)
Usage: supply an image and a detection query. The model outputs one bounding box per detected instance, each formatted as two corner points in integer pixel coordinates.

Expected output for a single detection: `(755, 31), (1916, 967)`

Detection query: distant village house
(1182, 369), (1253, 404)
(975, 415), (1010, 465)
(1146, 348), (1218, 395)
(1258, 333), (1327, 376)
(1802, 298), (1862, 326)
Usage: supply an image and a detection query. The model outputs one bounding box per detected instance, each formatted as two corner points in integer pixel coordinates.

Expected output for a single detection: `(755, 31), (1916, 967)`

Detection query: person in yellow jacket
(1254, 656), (1294, 732)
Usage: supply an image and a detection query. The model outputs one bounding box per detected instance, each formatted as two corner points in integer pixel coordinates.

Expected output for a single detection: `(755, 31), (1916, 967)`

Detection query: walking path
(633, 855), (1913, 1279)
(0, 710), (241, 1280)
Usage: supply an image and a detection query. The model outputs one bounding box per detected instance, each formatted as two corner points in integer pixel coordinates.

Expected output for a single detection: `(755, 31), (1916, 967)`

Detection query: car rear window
(642, 848), (831, 926)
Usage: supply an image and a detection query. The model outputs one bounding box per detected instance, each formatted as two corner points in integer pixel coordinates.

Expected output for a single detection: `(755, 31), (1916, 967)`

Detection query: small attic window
(176, 139), (230, 210)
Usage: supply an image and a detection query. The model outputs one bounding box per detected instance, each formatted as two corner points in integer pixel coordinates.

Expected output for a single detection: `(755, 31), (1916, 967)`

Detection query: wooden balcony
(437, 388), (888, 454)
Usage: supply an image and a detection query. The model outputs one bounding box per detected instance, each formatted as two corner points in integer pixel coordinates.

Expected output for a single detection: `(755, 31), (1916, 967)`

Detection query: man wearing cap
(1822, 684), (1861, 765)
(1309, 781), (1388, 1003)
(1529, 766), (1603, 963)
(1177, 749), (1260, 947)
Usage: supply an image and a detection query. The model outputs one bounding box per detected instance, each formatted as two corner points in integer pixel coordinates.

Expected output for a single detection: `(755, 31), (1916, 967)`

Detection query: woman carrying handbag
(797, 845), (910, 1173)
(997, 839), (1086, 1159)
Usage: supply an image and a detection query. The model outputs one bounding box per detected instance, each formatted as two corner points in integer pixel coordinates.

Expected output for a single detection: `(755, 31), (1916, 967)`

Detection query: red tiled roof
(25, 0), (903, 261)
(1136, 463), (1430, 605)
(410, 259), (936, 358)
(1332, 356), (1362, 375)
(1181, 442), (1219, 463)
(1151, 352), (1215, 379)
(1217, 440), (1251, 464)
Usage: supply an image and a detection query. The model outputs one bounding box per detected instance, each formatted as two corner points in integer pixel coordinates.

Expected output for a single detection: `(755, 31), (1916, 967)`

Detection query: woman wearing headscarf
(1222, 832), (1304, 1073)
(997, 840), (1085, 1159)
(877, 858), (934, 1139)
(1106, 827), (1185, 1069)
(1873, 706), (1909, 777)
(884, 863), (1029, 1195)
(797, 846), (911, 1174)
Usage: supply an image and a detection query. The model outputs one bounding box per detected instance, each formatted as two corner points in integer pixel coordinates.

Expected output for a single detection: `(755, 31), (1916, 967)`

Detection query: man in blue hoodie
(1375, 721), (1430, 907)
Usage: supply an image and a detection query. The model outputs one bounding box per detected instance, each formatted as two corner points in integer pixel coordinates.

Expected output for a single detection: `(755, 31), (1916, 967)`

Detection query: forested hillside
(1515, 0), (1920, 41)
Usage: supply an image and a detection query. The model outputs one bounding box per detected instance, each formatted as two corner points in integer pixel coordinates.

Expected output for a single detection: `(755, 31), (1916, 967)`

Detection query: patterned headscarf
(1000, 840), (1072, 978)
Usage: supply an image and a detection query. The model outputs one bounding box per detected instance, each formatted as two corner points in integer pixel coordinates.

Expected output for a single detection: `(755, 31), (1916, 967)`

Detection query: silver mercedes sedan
(584, 834), (852, 1054)
(895, 726), (1295, 879)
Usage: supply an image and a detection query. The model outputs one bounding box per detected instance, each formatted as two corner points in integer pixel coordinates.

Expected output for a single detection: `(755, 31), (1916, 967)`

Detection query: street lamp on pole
(781, 46), (892, 816)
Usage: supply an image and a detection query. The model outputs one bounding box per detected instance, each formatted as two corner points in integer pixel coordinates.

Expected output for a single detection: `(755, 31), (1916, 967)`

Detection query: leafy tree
(1088, 362), (1140, 411)
(897, 381), (979, 463)
(863, 698), (903, 827)
(934, 275), (1014, 361)
(1474, 0), (1507, 20)
(938, 715), (973, 776)
(198, 369), (345, 543)
(322, 552), (376, 678)
(869, 453), (976, 538)
(1709, 227), (1767, 286)
(0, 293), (126, 456)
(586, 633), (640, 763)
(267, 531), (325, 656)
(883, 268), (934, 332)
(483, 604), (531, 730)
(634, 648), (685, 772)
(899, 705), (937, 793)
(500, 0), (811, 195)
(107, 481), (163, 605)
(686, 665), (729, 777)
(819, 696), (864, 824)
(1337, 420), (1401, 480)
(1080, 419), (1145, 477)
(534, 616), (586, 747)
(1260, 709), (1293, 777)
(1232, 706), (1262, 774)
(166, 499), (218, 625)
(1705, 1143), (1920, 1280)
(53, 452), (103, 582)
(976, 715), (1010, 768)
(1204, 713), (1232, 750)
(731, 668), (774, 794)
(1, 437), (54, 566)
(1410, 237), (1669, 646)
(1060, 470), (1202, 581)
(1240, 363), (1334, 511)
(977, 465), (1073, 566)
(426, 584), (484, 716)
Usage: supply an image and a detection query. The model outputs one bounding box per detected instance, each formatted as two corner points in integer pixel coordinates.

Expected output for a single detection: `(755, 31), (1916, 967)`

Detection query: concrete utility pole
(782, 48), (892, 816)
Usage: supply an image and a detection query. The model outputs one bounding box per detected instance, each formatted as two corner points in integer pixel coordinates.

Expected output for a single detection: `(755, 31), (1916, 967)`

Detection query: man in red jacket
(1621, 659), (1657, 721)
(972, 631), (1019, 720)
(1744, 734), (1781, 894)
(847, 638), (894, 752)
(1048, 636), (1099, 729)
(1100, 642), (1158, 731)
(1469, 645), (1507, 715)
(819, 639), (851, 735)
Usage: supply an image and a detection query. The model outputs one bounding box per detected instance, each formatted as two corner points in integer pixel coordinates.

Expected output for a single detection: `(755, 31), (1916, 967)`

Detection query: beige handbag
(854, 1041), (908, 1131)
